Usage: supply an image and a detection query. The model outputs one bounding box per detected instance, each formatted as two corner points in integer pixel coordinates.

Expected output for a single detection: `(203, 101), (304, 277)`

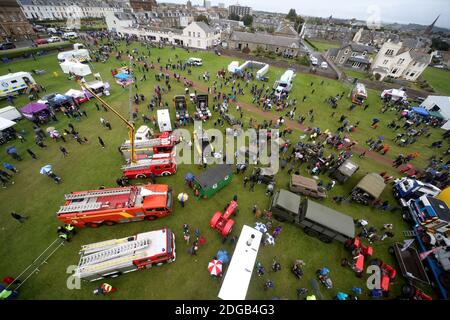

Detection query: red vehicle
(122, 152), (177, 179)
(210, 197), (238, 236)
(35, 38), (48, 45)
(371, 259), (397, 296)
(56, 184), (173, 228)
(342, 237), (374, 277)
(120, 132), (178, 160)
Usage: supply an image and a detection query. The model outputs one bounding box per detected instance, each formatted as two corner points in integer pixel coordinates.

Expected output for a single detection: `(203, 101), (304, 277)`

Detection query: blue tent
(115, 72), (130, 80)
(411, 107), (430, 117)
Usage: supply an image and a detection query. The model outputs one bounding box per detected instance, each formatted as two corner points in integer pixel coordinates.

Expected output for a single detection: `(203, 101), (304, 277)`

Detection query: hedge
(0, 41), (72, 60)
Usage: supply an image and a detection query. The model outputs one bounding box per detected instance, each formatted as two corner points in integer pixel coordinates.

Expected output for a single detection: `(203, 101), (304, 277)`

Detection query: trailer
(157, 108), (172, 132)
(351, 83), (368, 105)
(74, 228), (176, 281)
(56, 184), (173, 228)
(390, 242), (430, 287)
(192, 164), (233, 199)
(218, 225), (263, 300)
(0, 106), (22, 121)
(0, 72), (36, 98)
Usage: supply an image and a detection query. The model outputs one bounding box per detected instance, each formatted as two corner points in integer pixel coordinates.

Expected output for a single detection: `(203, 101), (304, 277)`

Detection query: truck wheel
(136, 174), (146, 179)
(103, 221), (117, 226)
(388, 246), (395, 255)
(401, 284), (415, 298)
(162, 171), (171, 176)
(86, 222), (102, 228)
(304, 228), (319, 238)
(145, 215), (157, 221)
(319, 235), (332, 243)
(370, 259), (381, 266)
(156, 262), (165, 267)
(105, 271), (122, 279)
(355, 271), (363, 278)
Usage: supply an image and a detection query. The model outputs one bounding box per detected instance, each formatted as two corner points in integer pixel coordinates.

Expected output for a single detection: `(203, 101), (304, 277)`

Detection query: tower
(424, 15), (440, 35)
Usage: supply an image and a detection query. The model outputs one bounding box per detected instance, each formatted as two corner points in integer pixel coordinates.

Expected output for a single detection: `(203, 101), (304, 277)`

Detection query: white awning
(0, 116), (16, 131)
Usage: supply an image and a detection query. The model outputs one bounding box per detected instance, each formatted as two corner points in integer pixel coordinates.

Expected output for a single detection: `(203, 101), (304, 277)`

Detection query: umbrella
(336, 292), (348, 300)
(178, 193), (188, 202)
(6, 146), (17, 154)
(263, 234), (275, 246)
(216, 250), (230, 264)
(40, 165), (52, 175)
(254, 222), (267, 234)
(208, 259), (222, 276)
(185, 172), (194, 182)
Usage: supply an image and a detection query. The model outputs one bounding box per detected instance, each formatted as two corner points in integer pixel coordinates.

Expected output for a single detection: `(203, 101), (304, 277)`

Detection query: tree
(242, 14), (253, 27)
(195, 15), (209, 25)
(228, 13), (240, 21)
(431, 37), (450, 51)
(286, 9), (297, 22)
(294, 16), (305, 33)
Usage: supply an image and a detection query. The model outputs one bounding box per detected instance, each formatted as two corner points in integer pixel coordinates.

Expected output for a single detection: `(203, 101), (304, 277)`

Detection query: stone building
(0, 0), (35, 41)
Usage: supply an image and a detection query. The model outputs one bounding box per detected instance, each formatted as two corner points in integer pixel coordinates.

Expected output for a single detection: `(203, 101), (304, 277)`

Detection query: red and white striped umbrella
(208, 259), (223, 276)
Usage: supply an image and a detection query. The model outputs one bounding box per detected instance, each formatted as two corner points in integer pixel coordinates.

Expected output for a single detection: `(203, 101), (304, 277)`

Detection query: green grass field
(422, 67), (450, 96)
(0, 41), (448, 300)
(307, 39), (340, 53)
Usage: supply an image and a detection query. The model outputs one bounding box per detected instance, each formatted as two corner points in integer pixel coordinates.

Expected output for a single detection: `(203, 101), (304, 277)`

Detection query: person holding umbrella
(178, 192), (188, 207)
(3, 163), (18, 174)
(208, 259), (223, 279)
(6, 147), (22, 161)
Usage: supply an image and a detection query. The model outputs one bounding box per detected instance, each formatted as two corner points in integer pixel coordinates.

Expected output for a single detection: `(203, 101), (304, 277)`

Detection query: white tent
(60, 61), (92, 76)
(421, 95), (450, 130)
(0, 117), (16, 131)
(0, 106), (22, 121)
(227, 61), (239, 73)
(65, 89), (86, 99)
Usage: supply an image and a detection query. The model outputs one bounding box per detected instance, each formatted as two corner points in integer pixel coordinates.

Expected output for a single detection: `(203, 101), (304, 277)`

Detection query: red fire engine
(122, 152), (177, 179)
(56, 184), (173, 228)
(120, 131), (179, 161)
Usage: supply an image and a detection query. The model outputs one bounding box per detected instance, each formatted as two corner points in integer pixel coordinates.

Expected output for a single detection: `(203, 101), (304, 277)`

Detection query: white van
(48, 36), (62, 43)
(310, 56), (318, 66)
(321, 62), (328, 69)
(63, 32), (78, 40)
(186, 58), (203, 66)
(0, 72), (36, 98)
(47, 27), (58, 34)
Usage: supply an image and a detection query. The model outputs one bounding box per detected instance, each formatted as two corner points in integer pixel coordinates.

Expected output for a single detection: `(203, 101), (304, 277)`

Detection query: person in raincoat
(178, 193), (188, 207)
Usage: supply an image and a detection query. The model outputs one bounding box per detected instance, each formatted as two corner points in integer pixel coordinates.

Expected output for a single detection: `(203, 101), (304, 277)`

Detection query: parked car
(35, 38), (48, 45)
(222, 113), (237, 125)
(47, 36), (61, 43)
(0, 42), (16, 50)
(321, 62), (328, 69)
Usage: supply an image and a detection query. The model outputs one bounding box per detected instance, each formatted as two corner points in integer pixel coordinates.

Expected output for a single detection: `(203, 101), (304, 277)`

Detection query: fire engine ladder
(122, 158), (170, 170)
(57, 202), (103, 214)
(64, 188), (132, 201)
(79, 238), (151, 267)
(122, 138), (165, 149)
(403, 230), (417, 237)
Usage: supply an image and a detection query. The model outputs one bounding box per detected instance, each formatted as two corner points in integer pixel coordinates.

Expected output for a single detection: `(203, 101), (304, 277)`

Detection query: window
(409, 73), (415, 78)
(197, 40), (201, 47)
(188, 31), (191, 37)
(383, 60), (389, 65)
(362, 51), (367, 56)
(197, 32), (200, 37)
(344, 49), (349, 55)
(385, 49), (394, 56)
(339, 56), (346, 64)
(391, 68), (398, 74)
(398, 58), (405, 65)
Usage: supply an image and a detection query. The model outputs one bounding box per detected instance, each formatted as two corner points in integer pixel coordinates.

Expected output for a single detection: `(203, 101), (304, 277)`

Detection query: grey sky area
(170, 0), (450, 29)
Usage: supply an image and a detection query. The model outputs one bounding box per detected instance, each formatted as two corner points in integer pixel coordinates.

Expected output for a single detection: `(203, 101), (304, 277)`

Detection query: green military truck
(270, 189), (355, 243)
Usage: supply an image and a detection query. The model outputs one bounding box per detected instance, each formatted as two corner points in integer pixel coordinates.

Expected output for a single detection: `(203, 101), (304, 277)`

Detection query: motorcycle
(316, 269), (333, 289)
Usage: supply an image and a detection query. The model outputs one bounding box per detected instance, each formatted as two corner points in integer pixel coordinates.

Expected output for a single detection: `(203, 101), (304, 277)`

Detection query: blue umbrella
(319, 267), (330, 276)
(336, 292), (348, 300)
(217, 250), (230, 264)
(40, 165), (52, 175)
(185, 172), (194, 182)
(6, 146), (17, 154)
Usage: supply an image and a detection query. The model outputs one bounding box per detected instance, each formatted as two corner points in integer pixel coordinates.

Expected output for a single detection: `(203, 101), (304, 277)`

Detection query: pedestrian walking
(3, 163), (18, 173)
(59, 146), (69, 157)
(11, 211), (28, 223)
(26, 149), (37, 160)
(98, 136), (105, 148)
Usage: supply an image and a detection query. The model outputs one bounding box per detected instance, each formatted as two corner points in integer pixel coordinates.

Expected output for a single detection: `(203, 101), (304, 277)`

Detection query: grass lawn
(422, 67), (450, 96)
(307, 39), (340, 53)
(0, 41), (448, 300)
(341, 68), (371, 80)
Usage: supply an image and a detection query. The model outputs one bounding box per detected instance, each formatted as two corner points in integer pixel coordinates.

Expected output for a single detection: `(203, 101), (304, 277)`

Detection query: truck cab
(406, 196), (450, 234)
(174, 95), (189, 121)
(394, 177), (441, 207)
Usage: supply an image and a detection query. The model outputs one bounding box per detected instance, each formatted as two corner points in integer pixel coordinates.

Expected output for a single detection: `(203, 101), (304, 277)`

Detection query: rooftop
(229, 31), (299, 48)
